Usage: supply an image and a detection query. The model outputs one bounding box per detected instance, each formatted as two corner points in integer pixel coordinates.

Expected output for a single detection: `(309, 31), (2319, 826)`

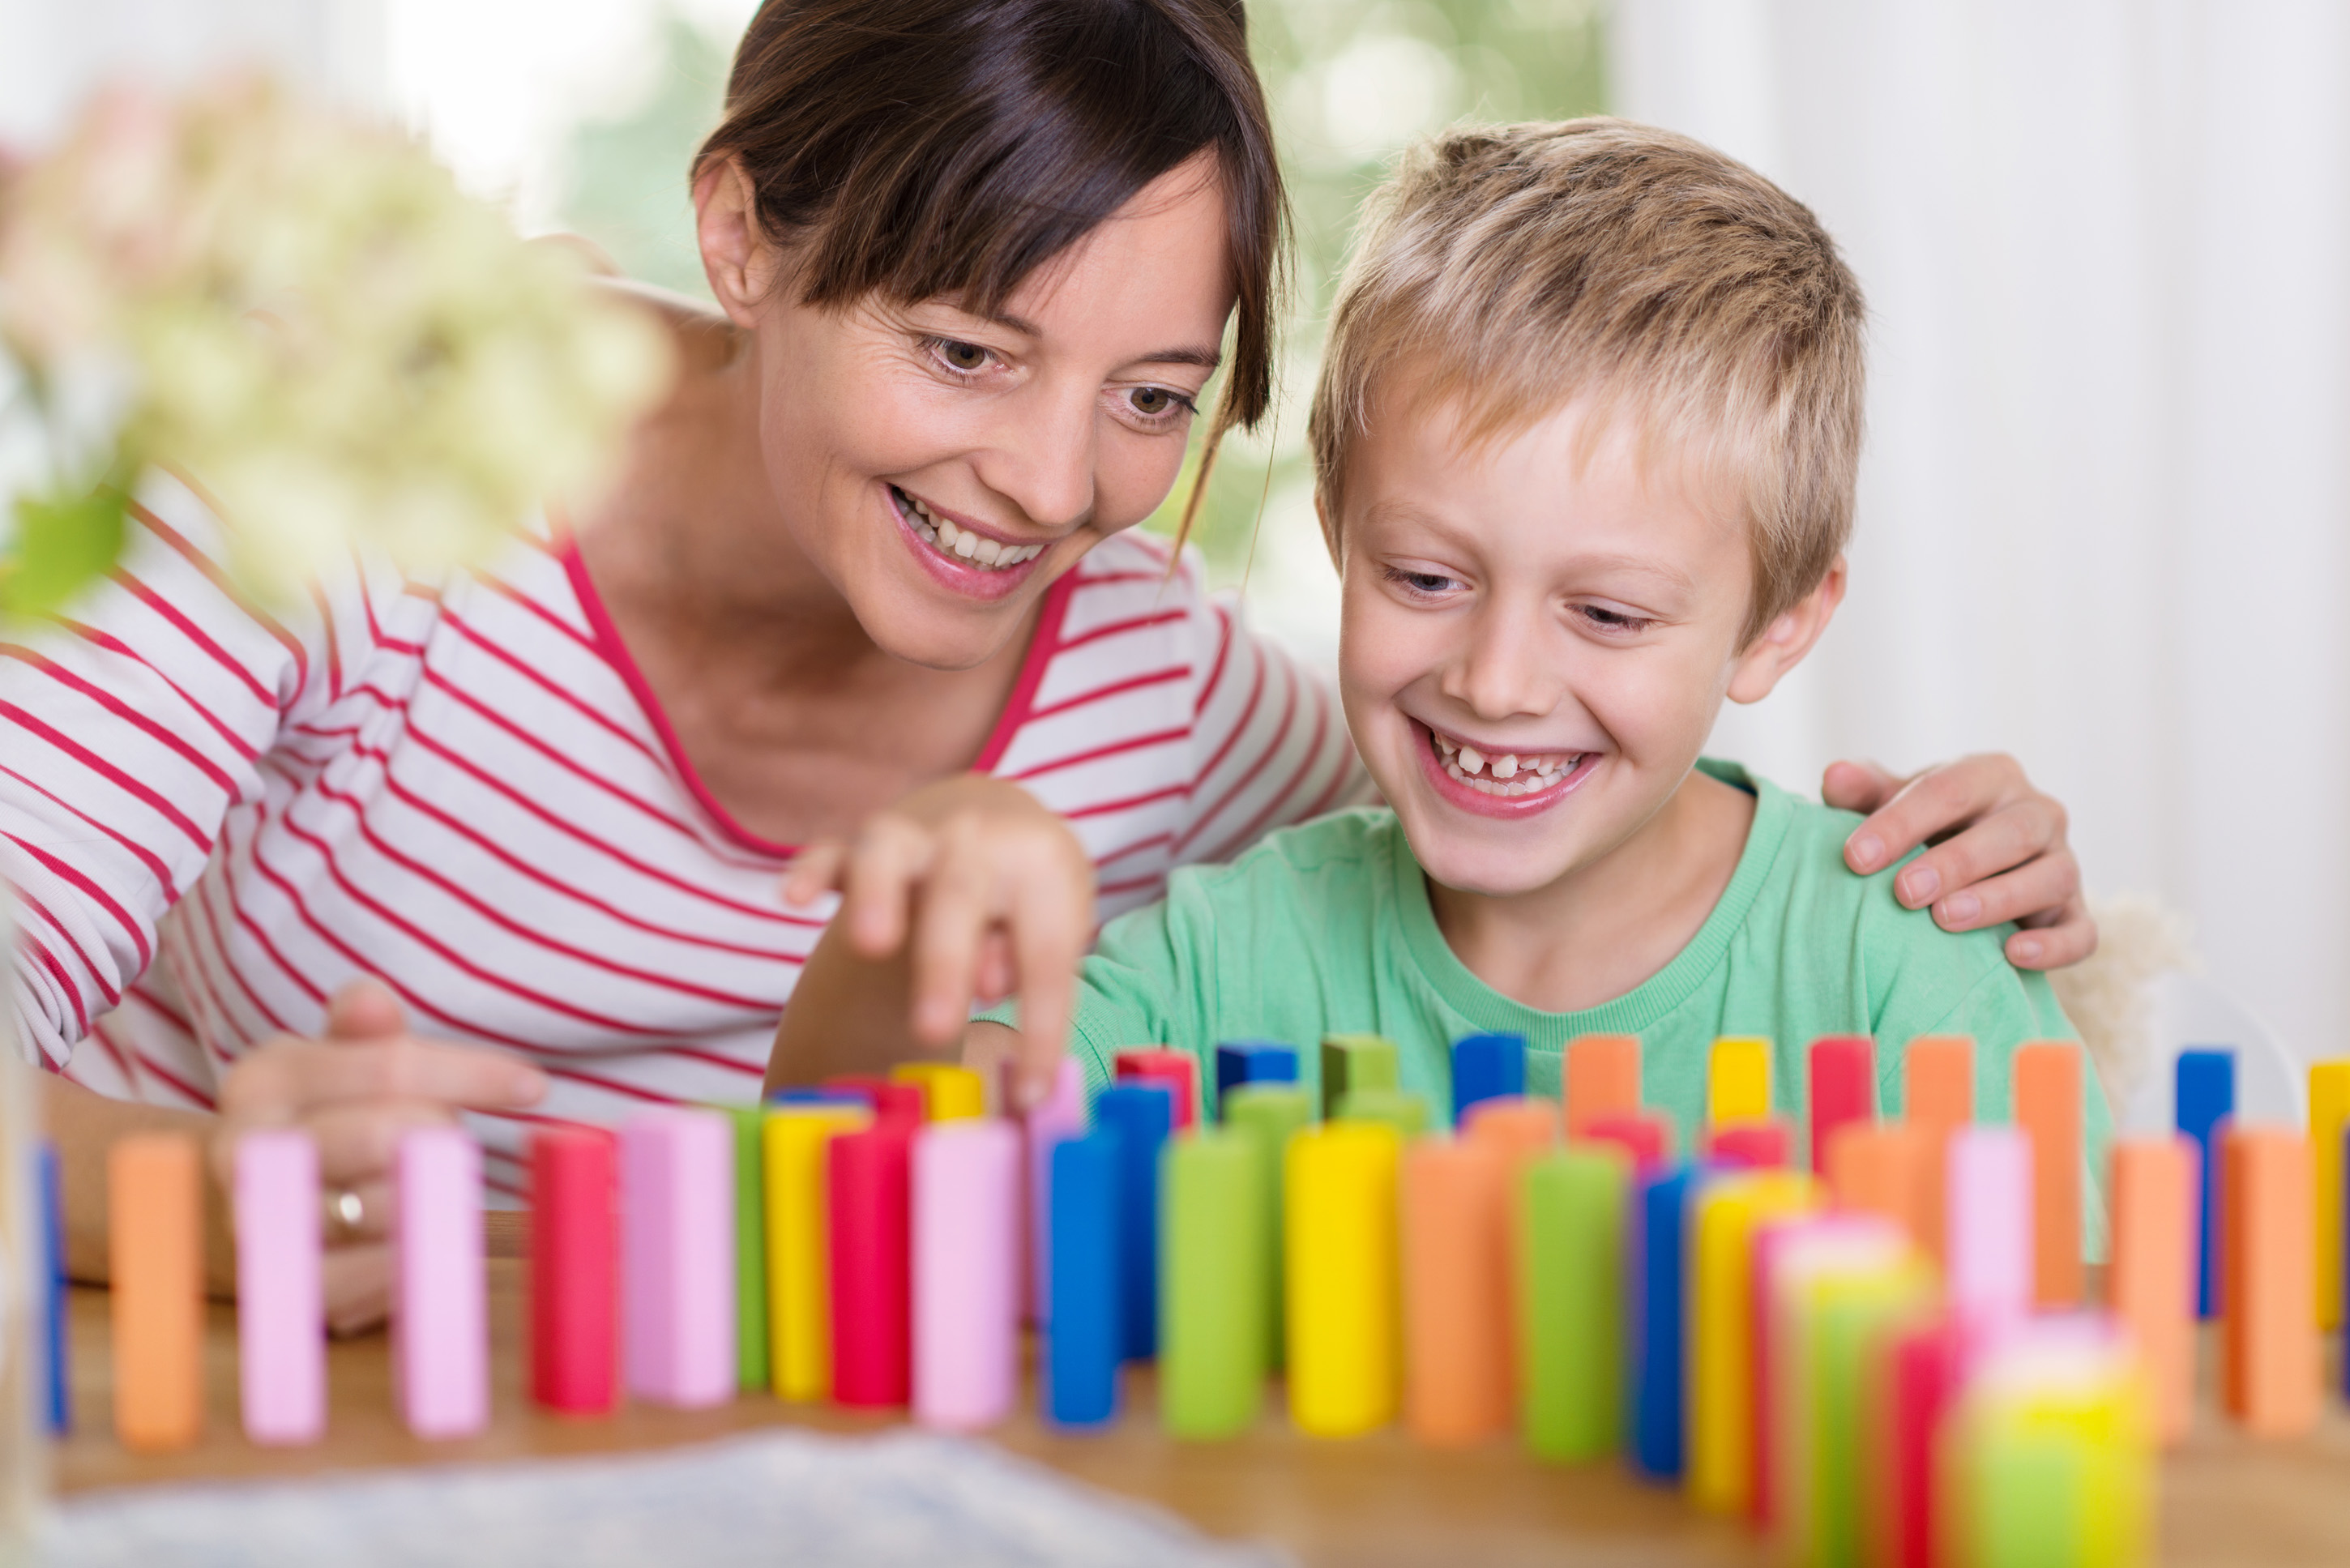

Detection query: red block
(824, 1075), (925, 1127)
(829, 1122), (914, 1408)
(1705, 1117), (1791, 1170)
(530, 1126), (618, 1416)
(1807, 1036), (1876, 1175)
(1881, 1317), (1962, 1568)
(1581, 1111), (1673, 1171)
(1113, 1049), (1200, 1130)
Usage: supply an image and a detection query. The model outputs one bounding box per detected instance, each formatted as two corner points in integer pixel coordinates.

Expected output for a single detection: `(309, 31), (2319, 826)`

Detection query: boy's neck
(1425, 766), (1757, 1015)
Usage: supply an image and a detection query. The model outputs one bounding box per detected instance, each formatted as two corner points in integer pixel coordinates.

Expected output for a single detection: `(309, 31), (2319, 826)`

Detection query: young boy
(774, 118), (2106, 1238)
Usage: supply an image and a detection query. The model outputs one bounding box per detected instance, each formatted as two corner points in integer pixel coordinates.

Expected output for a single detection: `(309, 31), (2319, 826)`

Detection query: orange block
(1401, 1139), (1513, 1446)
(1904, 1036), (1974, 1266)
(1463, 1096), (1560, 1168)
(110, 1133), (203, 1451)
(2012, 1041), (2083, 1306)
(1824, 1122), (1930, 1253)
(1566, 1034), (1640, 1135)
(2222, 1128), (2318, 1437)
(2111, 1137), (2196, 1443)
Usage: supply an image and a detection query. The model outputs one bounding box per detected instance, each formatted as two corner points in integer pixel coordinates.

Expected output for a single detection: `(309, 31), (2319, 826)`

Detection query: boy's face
(1331, 393), (1833, 901)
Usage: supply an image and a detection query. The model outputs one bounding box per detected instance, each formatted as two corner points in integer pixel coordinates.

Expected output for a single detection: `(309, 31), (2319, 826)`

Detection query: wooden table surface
(49, 1216), (2350, 1566)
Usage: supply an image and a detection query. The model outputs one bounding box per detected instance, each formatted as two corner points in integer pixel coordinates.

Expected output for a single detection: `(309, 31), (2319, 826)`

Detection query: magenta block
(912, 1118), (1022, 1430)
(621, 1108), (737, 1408)
(395, 1126), (488, 1439)
(234, 1130), (325, 1446)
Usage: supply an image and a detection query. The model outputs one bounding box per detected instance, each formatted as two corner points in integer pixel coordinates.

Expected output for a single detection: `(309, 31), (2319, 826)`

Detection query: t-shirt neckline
(1388, 758), (1794, 1040)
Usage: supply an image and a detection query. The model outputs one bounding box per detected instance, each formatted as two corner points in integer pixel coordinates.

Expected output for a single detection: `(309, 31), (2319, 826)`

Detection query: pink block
(1946, 1126), (2032, 1329)
(912, 1118), (1022, 1430)
(1025, 1057), (1087, 1327)
(234, 1130), (325, 1446)
(395, 1126), (488, 1439)
(621, 1109), (736, 1408)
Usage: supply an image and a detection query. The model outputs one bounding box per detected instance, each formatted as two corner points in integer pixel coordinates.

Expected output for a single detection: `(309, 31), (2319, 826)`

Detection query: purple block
(235, 1130), (326, 1445)
(1946, 1126), (2032, 1330)
(912, 1118), (1022, 1430)
(395, 1127), (488, 1439)
(621, 1109), (737, 1408)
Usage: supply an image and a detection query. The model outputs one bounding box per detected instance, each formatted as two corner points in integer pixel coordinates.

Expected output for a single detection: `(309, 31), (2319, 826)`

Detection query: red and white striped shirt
(1, 474), (1364, 1198)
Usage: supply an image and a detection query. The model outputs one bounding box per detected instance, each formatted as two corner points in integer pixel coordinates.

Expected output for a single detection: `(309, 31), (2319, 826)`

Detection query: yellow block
(891, 1062), (988, 1121)
(1286, 1120), (1402, 1438)
(1709, 1036), (1772, 1126)
(762, 1104), (870, 1400)
(2313, 1061), (2350, 1329)
(1688, 1170), (1818, 1514)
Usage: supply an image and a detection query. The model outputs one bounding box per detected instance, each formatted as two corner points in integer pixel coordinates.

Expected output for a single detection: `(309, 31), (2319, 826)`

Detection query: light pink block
(1025, 1057), (1087, 1327)
(1946, 1126), (2032, 1330)
(913, 1118), (1022, 1431)
(621, 1108), (736, 1408)
(235, 1130), (325, 1446)
(395, 1126), (488, 1439)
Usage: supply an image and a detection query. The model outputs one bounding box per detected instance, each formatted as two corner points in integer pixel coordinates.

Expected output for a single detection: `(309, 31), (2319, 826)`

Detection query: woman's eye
(934, 339), (993, 374)
(1123, 385), (1194, 421)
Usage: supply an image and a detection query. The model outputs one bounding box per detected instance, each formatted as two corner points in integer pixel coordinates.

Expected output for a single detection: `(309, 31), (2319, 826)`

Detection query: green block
(724, 1104), (768, 1391)
(1332, 1087), (1428, 1139)
(1518, 1147), (1627, 1462)
(1222, 1084), (1314, 1373)
(1973, 1433), (2080, 1568)
(1810, 1270), (1930, 1568)
(1161, 1130), (1267, 1439)
(1318, 1034), (1399, 1121)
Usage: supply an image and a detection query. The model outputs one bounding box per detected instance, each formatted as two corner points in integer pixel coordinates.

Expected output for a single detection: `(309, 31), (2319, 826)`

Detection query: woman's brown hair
(696, 0), (1287, 536)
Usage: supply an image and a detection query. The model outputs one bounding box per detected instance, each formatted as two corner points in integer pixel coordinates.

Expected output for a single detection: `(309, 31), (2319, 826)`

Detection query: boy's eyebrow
(1363, 504), (1700, 596)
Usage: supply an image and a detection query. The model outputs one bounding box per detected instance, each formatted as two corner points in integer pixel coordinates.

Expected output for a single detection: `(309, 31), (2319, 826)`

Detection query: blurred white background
(5, 0), (2345, 1062)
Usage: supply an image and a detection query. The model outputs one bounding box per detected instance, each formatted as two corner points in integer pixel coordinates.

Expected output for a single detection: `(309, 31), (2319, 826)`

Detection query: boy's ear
(1725, 555), (1847, 706)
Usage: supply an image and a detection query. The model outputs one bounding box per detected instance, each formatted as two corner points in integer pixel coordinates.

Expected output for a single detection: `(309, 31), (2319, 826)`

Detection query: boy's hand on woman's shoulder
(1824, 754), (2093, 971)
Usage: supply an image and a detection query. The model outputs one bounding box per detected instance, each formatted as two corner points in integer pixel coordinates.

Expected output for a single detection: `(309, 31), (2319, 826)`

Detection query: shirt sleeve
(1, 472), (404, 1069)
(1166, 592), (1372, 869)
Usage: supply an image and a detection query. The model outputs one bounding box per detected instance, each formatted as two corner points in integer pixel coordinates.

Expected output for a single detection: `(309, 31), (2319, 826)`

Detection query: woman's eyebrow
(970, 308), (1221, 371)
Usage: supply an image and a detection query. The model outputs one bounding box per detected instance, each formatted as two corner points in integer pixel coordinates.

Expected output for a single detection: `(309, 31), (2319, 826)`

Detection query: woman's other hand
(778, 775), (1094, 1109)
(1825, 754), (2093, 970)
(212, 980), (548, 1334)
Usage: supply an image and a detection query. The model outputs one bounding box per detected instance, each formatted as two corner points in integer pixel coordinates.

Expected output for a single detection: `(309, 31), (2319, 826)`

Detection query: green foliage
(1, 485), (126, 622)
(558, 14), (734, 301)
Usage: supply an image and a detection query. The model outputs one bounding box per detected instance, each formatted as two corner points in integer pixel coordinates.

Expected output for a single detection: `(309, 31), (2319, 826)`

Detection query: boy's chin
(1404, 830), (1577, 901)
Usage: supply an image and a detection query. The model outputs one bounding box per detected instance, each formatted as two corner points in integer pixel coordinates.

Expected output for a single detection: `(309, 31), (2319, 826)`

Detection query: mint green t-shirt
(1027, 758), (2109, 1256)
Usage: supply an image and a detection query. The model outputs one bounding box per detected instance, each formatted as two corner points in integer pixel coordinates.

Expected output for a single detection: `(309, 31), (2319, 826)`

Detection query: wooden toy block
(723, 1106), (769, 1392)
(1902, 1034), (1973, 1264)
(822, 1075), (925, 1126)
(1451, 1033), (1528, 1125)
(1786, 1256), (1932, 1568)
(1582, 1110), (1673, 1170)
(2110, 1136), (2196, 1443)
(763, 1103), (870, 1400)
(394, 1126), (488, 1440)
(2309, 1059), (2350, 1330)
(2173, 1048), (2234, 1318)
(1881, 1316), (1962, 1568)
(828, 1121), (914, 1408)
(912, 1118), (1020, 1432)
(1805, 1036), (1874, 1177)
(1463, 1096), (1561, 1164)
(1402, 1138), (1511, 1446)
(1565, 1033), (1640, 1134)
(2013, 1040), (2084, 1306)
(1046, 1130), (1122, 1427)
(1023, 1057), (1086, 1330)
(1750, 1217), (1904, 1532)
(1825, 1122), (1930, 1254)
(1631, 1164), (1699, 1480)
(1115, 1049), (1201, 1130)
(891, 1062), (988, 1122)
(1334, 1086), (1429, 1138)
(530, 1125), (618, 1416)
(233, 1130), (325, 1446)
(2221, 1126), (2318, 1437)
(1096, 1082), (1175, 1360)
(1945, 1126), (2032, 1329)
(1215, 1041), (1298, 1118)
(621, 1109), (736, 1409)
(1517, 1146), (1628, 1461)
(1708, 1036), (1771, 1126)
(1286, 1121), (1402, 1438)
(1705, 1118), (1791, 1171)
(109, 1132), (202, 1452)
(1319, 1034), (1401, 1120)
(37, 1142), (67, 1436)
(1224, 1083), (1313, 1374)
(1163, 1130), (1267, 1441)
(1688, 1171), (1816, 1515)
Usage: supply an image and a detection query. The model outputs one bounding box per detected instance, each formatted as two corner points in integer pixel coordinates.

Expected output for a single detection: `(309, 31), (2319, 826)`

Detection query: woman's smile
(889, 483), (1053, 603)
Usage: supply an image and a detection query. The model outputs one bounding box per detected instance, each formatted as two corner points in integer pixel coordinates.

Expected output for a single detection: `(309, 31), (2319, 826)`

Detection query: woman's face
(699, 152), (1237, 670)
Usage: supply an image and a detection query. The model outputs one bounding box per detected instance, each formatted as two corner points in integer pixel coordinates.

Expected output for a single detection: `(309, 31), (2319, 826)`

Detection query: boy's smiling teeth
(1430, 729), (1583, 797)
(895, 486), (1044, 570)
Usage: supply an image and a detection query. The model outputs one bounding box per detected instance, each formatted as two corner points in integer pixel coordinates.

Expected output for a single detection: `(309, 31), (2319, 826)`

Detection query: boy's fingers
(840, 817), (931, 958)
(1894, 796), (2068, 910)
(2006, 899), (2098, 970)
(1930, 853), (2082, 935)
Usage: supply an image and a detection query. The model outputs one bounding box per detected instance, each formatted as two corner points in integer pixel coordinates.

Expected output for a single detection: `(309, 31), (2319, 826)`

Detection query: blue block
(1094, 1083), (1174, 1360)
(1214, 1042), (1298, 1120)
(38, 1141), (67, 1436)
(1451, 1033), (1527, 1124)
(765, 1087), (871, 1109)
(2175, 1049), (2234, 1319)
(1629, 1163), (1697, 1480)
(1047, 1131), (1122, 1427)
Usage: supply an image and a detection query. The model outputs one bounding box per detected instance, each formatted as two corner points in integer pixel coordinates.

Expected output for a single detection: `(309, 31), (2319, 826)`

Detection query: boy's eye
(932, 339), (994, 374)
(1385, 567), (1461, 596)
(1579, 604), (1654, 634)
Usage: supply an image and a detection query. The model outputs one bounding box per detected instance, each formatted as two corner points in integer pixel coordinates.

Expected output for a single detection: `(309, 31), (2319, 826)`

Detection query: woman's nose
(970, 381), (1097, 532)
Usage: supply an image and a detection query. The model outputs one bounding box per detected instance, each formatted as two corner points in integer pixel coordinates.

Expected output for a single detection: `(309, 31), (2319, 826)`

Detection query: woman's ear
(694, 157), (778, 328)
(1726, 554), (1848, 705)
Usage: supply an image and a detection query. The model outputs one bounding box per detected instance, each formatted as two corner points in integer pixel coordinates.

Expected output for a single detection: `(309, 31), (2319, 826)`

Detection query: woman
(8, 0), (2087, 1330)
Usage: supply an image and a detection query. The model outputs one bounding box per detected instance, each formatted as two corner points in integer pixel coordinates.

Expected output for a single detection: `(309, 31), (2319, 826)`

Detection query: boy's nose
(1444, 601), (1564, 721)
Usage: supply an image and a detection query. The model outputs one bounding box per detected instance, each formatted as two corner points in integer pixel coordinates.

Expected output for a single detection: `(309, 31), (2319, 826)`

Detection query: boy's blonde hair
(1307, 118), (1866, 646)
